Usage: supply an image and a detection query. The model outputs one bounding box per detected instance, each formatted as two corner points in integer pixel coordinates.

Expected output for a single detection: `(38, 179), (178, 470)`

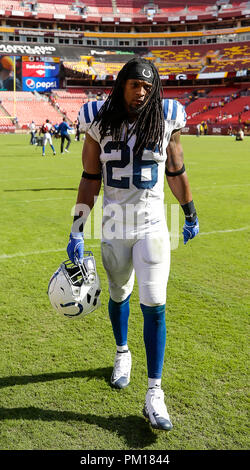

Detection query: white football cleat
(143, 387), (173, 431)
(111, 350), (131, 389)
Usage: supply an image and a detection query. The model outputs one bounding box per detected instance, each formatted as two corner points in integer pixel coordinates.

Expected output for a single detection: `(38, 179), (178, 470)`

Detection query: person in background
(196, 123), (201, 137)
(74, 118), (80, 141)
(41, 119), (56, 156)
(236, 128), (244, 141)
(29, 120), (36, 145)
(58, 117), (73, 154)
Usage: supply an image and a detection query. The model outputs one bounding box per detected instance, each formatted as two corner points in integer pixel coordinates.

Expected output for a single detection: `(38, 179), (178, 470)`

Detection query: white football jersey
(44, 122), (53, 134)
(78, 99), (186, 236)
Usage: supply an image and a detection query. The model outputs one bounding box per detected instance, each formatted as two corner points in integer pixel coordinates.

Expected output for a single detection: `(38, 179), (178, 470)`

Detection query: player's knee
(139, 284), (167, 307)
(108, 274), (134, 304)
(109, 285), (133, 304)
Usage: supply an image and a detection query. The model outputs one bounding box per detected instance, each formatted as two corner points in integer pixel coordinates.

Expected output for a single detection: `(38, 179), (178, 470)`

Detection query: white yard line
(0, 248), (66, 259)
(198, 227), (249, 236)
(194, 183), (250, 190)
(16, 197), (74, 203)
(0, 243), (99, 260)
(0, 176), (77, 182)
(0, 227), (248, 261)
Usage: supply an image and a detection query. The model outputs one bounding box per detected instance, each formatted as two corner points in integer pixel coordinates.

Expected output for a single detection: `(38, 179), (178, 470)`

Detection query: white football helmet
(48, 252), (101, 319)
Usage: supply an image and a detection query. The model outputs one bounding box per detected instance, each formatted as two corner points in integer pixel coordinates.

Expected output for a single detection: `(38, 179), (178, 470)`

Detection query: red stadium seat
(186, 95), (250, 125)
(0, 92), (62, 127)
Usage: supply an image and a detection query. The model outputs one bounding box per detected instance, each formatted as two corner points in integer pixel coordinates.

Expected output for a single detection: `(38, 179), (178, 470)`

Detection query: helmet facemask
(48, 252), (101, 319)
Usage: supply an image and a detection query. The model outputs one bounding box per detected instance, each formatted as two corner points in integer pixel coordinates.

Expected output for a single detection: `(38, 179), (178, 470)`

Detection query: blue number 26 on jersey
(104, 141), (158, 190)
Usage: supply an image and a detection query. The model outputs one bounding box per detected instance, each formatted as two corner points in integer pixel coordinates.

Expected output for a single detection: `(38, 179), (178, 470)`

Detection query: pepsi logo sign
(26, 78), (35, 89)
(25, 79), (58, 90)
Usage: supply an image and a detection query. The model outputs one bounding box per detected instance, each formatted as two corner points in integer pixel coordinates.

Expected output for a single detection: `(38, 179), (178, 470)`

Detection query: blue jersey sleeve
(78, 100), (105, 133)
(162, 99), (187, 130)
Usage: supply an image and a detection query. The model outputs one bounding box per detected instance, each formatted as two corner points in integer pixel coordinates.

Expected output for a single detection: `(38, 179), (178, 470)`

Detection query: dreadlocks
(92, 57), (164, 156)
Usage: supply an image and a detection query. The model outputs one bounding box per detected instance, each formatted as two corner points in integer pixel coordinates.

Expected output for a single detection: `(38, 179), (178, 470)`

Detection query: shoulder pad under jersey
(78, 100), (105, 132)
(162, 98), (187, 130)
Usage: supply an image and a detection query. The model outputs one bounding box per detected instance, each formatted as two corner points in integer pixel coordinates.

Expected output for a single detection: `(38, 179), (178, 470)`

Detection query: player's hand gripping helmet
(48, 252), (101, 319)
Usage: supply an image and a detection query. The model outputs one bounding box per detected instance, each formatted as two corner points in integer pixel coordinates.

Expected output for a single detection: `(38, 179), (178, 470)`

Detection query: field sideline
(0, 133), (249, 451)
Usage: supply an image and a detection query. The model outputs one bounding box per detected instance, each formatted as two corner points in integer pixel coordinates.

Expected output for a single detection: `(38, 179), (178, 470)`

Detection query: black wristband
(181, 200), (197, 223)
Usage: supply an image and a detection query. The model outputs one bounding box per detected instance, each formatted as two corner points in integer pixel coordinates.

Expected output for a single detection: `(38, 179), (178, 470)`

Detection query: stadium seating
(207, 87), (241, 97)
(163, 88), (193, 98)
(63, 60), (91, 76)
(0, 0), (247, 20)
(50, 89), (86, 122)
(239, 109), (250, 124)
(116, 0), (144, 15)
(34, 2), (73, 15)
(148, 43), (250, 76)
(50, 86), (110, 122)
(73, 42), (249, 78)
(186, 97), (222, 115)
(186, 95), (250, 125)
(38, 0), (75, 3)
(36, 0), (113, 17)
(55, 89), (87, 98)
(154, 0), (242, 6)
(0, 92), (62, 127)
(0, 116), (13, 125)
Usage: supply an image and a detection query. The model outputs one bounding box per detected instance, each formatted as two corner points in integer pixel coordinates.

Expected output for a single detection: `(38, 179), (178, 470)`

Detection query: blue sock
(51, 145), (55, 152)
(42, 145), (45, 154)
(141, 304), (166, 379)
(108, 295), (130, 347)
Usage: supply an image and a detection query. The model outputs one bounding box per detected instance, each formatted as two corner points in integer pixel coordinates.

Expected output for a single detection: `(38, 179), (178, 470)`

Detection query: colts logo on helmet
(60, 302), (83, 318)
(142, 68), (152, 79)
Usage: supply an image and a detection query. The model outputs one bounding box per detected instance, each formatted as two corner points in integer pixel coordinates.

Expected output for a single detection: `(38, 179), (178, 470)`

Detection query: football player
(41, 119), (56, 156)
(67, 58), (199, 431)
(58, 117), (73, 154)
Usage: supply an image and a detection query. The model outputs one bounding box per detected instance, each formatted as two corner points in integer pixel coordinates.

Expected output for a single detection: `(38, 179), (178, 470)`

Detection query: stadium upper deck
(60, 42), (250, 82)
(0, 0), (248, 24)
(0, 1), (249, 55)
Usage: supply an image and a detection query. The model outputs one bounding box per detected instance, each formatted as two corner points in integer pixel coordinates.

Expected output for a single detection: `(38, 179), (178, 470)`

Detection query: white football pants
(101, 226), (170, 307)
(43, 133), (53, 146)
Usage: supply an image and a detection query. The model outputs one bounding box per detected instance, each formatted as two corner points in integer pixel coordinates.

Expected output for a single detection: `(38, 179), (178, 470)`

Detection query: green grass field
(0, 133), (249, 451)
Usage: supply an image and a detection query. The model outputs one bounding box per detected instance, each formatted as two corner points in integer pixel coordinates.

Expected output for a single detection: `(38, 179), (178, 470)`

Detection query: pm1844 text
(124, 454), (170, 465)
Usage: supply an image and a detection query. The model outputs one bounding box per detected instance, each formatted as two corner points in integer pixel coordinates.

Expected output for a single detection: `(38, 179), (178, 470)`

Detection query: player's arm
(166, 130), (199, 244)
(67, 133), (102, 264)
(75, 132), (102, 217)
(165, 130), (192, 204)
